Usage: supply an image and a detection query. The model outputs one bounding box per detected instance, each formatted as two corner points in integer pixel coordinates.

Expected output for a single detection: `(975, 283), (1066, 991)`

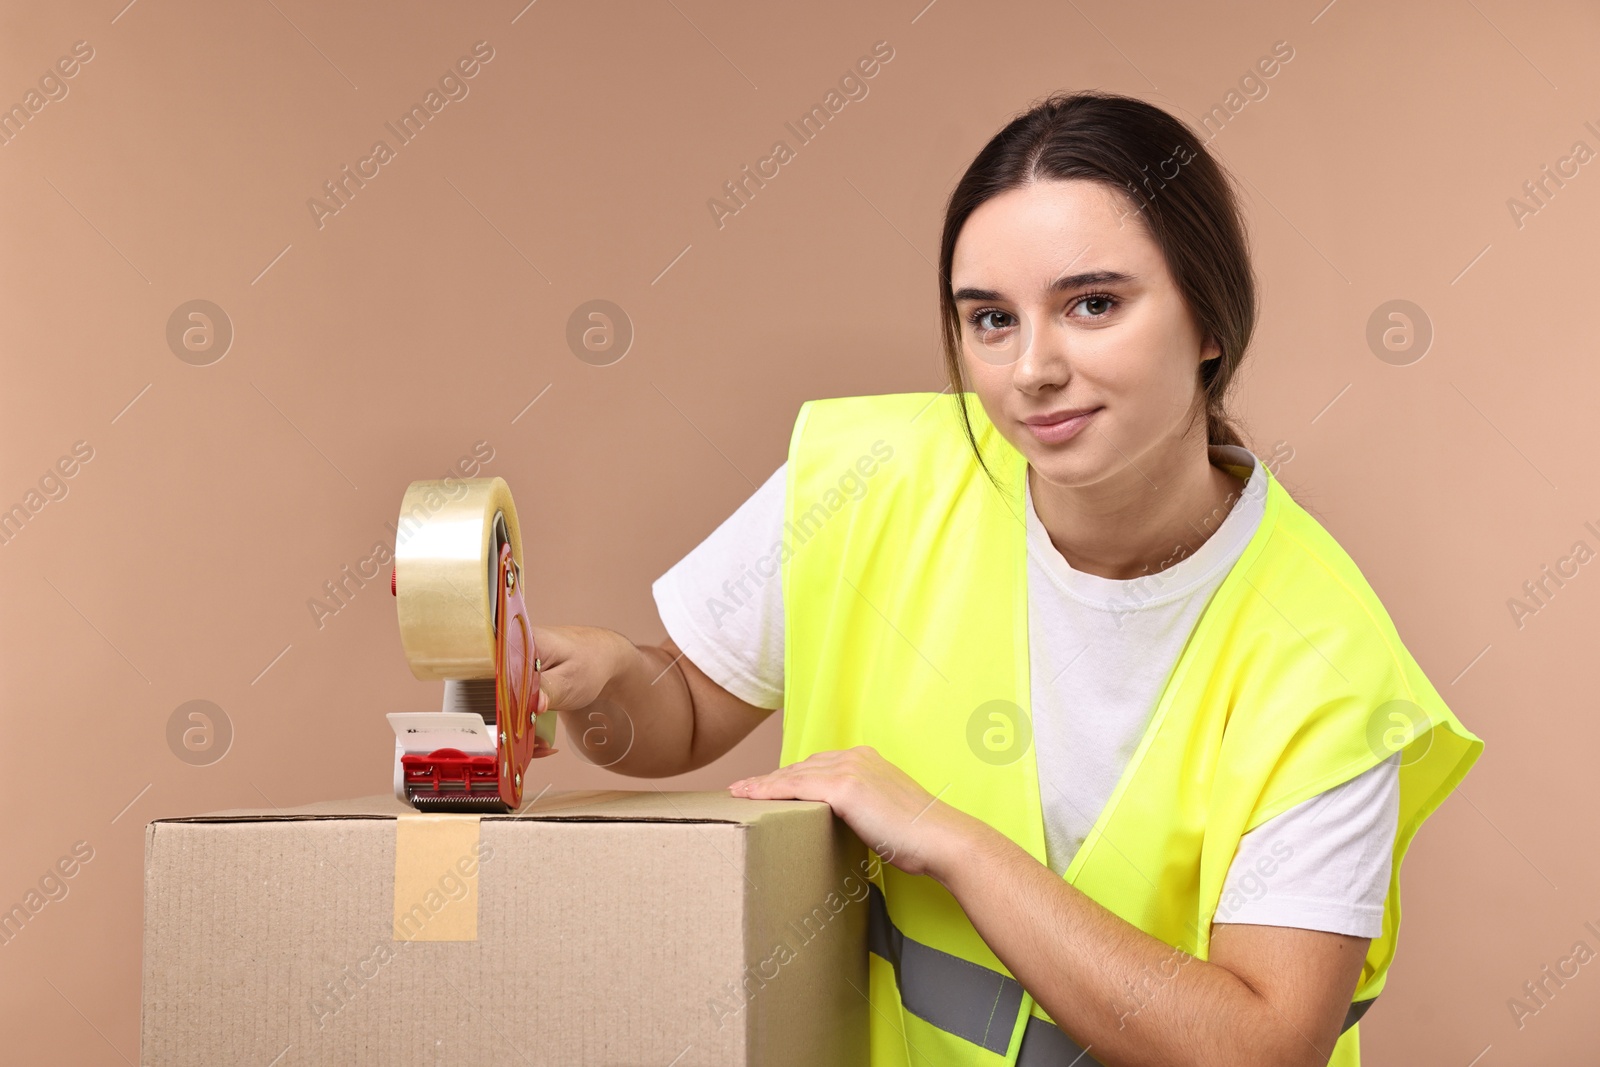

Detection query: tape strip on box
(393, 814), (483, 942)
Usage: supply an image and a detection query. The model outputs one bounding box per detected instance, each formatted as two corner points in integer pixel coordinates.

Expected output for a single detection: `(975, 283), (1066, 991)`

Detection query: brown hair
(938, 89), (1257, 485)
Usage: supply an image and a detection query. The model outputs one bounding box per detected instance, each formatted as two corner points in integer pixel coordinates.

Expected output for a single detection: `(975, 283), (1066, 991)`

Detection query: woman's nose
(1012, 316), (1070, 391)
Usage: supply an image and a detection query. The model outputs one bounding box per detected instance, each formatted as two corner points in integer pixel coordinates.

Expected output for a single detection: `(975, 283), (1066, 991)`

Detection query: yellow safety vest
(778, 391), (1484, 1066)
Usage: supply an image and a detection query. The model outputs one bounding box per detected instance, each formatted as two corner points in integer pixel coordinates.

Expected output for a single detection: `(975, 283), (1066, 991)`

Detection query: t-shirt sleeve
(649, 462), (787, 710)
(1212, 752), (1400, 939)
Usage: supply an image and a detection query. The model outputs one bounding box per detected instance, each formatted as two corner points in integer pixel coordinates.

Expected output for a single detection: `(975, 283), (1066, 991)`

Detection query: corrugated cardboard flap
(152, 788), (826, 825)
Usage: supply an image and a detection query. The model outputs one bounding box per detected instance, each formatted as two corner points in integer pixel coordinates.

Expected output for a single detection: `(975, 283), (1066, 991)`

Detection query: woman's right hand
(531, 623), (644, 770)
(531, 624), (625, 715)
(526, 623), (774, 777)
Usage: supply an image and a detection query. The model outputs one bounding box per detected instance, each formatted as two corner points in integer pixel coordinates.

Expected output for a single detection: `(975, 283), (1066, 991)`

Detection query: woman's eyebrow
(953, 269), (1135, 303)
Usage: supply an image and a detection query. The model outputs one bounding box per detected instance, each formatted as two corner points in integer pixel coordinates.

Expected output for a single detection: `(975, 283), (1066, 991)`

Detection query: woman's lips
(1024, 407), (1100, 444)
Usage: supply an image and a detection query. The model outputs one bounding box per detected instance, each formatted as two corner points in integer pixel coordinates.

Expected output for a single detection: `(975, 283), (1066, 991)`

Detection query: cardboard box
(142, 789), (871, 1066)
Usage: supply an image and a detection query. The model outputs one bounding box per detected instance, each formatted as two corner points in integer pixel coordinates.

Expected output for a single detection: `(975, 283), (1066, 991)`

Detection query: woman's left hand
(728, 745), (976, 878)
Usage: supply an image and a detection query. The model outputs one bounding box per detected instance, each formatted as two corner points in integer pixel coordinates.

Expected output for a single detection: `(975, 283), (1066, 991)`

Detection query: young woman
(532, 91), (1483, 1067)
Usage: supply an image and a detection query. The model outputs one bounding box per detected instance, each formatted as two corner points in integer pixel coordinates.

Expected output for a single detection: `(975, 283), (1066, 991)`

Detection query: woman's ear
(1200, 334), (1223, 363)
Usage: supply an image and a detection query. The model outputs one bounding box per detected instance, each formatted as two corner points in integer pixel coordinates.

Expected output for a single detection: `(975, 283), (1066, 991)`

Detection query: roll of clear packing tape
(394, 476), (523, 680)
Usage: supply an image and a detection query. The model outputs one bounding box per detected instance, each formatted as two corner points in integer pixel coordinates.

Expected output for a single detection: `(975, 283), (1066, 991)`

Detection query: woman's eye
(967, 296), (1114, 337)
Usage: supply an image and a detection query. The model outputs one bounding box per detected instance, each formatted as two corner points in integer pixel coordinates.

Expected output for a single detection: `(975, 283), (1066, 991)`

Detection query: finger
(535, 661), (578, 711)
(727, 752), (844, 794)
(729, 772), (783, 795)
(732, 770), (843, 804)
(529, 625), (570, 667)
(730, 775), (790, 799)
(731, 763), (802, 788)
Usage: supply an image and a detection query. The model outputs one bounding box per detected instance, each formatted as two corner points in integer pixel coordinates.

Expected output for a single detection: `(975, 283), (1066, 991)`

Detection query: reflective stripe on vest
(870, 881), (1378, 1063)
(868, 882), (1022, 1052)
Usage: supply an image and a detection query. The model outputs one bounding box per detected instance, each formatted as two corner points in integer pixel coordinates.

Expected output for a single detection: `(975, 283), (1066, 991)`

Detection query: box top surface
(153, 788), (829, 827)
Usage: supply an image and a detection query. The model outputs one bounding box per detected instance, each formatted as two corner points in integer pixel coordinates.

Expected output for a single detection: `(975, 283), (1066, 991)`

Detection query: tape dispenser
(386, 477), (557, 812)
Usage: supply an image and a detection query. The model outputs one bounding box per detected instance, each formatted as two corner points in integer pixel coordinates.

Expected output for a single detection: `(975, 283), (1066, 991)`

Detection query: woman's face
(950, 178), (1219, 490)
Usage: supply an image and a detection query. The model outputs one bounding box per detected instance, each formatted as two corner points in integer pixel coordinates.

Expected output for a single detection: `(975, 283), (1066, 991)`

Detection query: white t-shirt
(652, 446), (1398, 938)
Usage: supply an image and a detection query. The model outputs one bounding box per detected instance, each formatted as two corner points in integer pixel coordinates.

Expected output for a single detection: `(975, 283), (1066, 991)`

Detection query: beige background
(2, 0), (1596, 1062)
